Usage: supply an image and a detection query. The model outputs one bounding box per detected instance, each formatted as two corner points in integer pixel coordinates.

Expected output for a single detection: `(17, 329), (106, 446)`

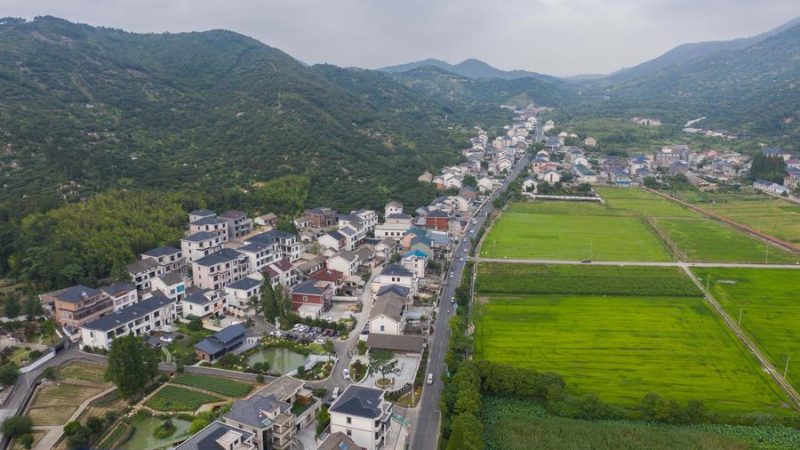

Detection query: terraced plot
(474, 294), (789, 414)
(692, 268), (800, 389)
(481, 202), (671, 261)
(172, 373), (252, 397)
(145, 385), (221, 412)
(27, 362), (112, 426)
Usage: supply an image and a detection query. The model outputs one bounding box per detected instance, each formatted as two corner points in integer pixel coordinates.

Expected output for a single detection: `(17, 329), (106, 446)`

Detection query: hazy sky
(4, 0), (800, 76)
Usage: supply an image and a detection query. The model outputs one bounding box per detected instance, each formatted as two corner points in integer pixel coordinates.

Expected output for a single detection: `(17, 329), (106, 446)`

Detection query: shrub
(1, 416), (33, 437)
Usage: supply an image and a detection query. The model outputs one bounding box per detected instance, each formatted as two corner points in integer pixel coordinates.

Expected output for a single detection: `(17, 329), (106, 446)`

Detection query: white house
(329, 385), (392, 450)
(384, 201), (403, 218)
(477, 177), (494, 193)
(101, 282), (138, 312)
(521, 177), (538, 193)
(375, 213), (413, 239)
(400, 250), (427, 278)
(371, 264), (415, 296)
(151, 272), (186, 302)
(540, 170), (561, 184)
(80, 294), (176, 350)
(224, 277), (262, 317)
(182, 289), (226, 319)
(192, 248), (250, 291)
(327, 251), (360, 278)
(368, 291), (405, 335)
(181, 231), (224, 263)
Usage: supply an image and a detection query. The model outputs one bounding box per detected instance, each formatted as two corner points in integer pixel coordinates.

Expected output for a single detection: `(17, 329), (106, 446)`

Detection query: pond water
(122, 416), (192, 450)
(246, 347), (308, 374)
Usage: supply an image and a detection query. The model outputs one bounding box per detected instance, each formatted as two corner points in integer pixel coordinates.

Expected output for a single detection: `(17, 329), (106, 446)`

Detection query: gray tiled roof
(330, 385), (385, 419)
(82, 294), (173, 332)
(174, 421), (253, 450)
(194, 248), (243, 267)
(142, 246), (181, 257)
(127, 258), (161, 274)
(224, 394), (288, 429)
(182, 231), (218, 242)
(380, 264), (412, 277)
(51, 285), (101, 303)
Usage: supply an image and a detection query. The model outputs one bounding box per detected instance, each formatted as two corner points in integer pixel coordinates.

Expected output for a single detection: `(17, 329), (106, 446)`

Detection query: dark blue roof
(377, 284), (410, 298)
(142, 246), (181, 257)
(226, 278), (261, 291)
(53, 285), (101, 303)
(330, 385), (384, 418)
(83, 294), (173, 332)
(174, 421), (253, 450)
(184, 290), (214, 305)
(191, 216), (226, 226)
(292, 279), (326, 295)
(182, 231), (218, 242)
(194, 248), (242, 267)
(214, 323), (247, 345)
(381, 264), (412, 277)
(248, 230), (296, 244)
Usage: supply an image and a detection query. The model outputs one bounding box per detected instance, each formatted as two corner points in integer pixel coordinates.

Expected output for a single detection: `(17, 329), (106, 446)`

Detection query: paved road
(410, 155), (528, 450)
(471, 257), (800, 269)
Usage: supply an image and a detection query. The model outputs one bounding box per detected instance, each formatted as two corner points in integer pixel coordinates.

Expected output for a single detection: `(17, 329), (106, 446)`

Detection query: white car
(449, 271), (454, 278)
(314, 337), (326, 345)
(343, 368), (350, 380)
(159, 336), (173, 343)
(332, 386), (341, 399)
(459, 257), (465, 262)
(427, 373), (434, 384)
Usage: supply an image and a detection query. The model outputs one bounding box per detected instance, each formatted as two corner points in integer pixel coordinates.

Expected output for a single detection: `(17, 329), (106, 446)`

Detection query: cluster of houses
(754, 147), (800, 196)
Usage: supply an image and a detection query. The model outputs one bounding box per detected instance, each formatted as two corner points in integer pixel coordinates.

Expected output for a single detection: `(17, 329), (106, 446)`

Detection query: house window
(380, 325), (385, 332)
(346, 430), (352, 437)
(346, 417), (352, 424)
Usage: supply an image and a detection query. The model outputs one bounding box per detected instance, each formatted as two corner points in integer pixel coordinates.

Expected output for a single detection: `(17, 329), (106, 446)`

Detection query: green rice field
(481, 202), (671, 261)
(171, 373), (252, 397)
(145, 385), (221, 412)
(474, 294), (789, 414)
(692, 268), (800, 388)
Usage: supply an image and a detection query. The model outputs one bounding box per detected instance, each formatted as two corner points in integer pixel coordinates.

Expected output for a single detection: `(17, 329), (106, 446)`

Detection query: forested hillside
(0, 16), (502, 282)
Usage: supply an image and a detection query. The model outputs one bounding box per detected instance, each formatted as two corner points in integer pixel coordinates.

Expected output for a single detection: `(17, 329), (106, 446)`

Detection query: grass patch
(145, 385), (221, 412)
(693, 268), (800, 388)
(481, 202), (671, 261)
(476, 264), (700, 297)
(597, 187), (699, 218)
(474, 295), (788, 414)
(171, 374), (252, 397)
(482, 396), (800, 450)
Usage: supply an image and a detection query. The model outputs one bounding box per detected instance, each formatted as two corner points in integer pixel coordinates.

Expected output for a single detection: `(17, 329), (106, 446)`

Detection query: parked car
(332, 386), (340, 400)
(450, 271), (454, 278)
(427, 373), (434, 384)
(343, 368), (350, 380)
(159, 336), (173, 343)
(314, 337), (326, 345)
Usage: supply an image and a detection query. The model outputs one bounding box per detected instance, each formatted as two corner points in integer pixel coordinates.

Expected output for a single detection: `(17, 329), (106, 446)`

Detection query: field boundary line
(680, 264), (800, 410)
(642, 187), (800, 253)
(469, 257), (800, 269)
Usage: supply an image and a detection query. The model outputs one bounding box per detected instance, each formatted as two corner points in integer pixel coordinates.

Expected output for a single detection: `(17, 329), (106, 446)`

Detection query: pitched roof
(402, 249), (428, 259)
(194, 248), (243, 267)
(332, 250), (357, 262)
(380, 264), (412, 277)
(225, 394), (288, 428)
(156, 271), (184, 286)
(184, 290), (215, 306)
(292, 279), (329, 295)
(376, 284), (410, 298)
(142, 246), (181, 258)
(369, 295), (404, 322)
(317, 432), (362, 450)
(226, 277), (261, 291)
(257, 375), (305, 402)
(83, 294), (173, 332)
(191, 215), (227, 226)
(182, 231), (219, 242)
(309, 268), (344, 282)
(101, 282), (135, 296)
(247, 230), (296, 244)
(174, 421), (253, 450)
(189, 209), (215, 217)
(127, 258), (161, 274)
(48, 285), (102, 303)
(386, 213), (411, 220)
(330, 385), (385, 419)
(214, 324), (247, 345)
(366, 333), (425, 353)
(220, 210), (247, 219)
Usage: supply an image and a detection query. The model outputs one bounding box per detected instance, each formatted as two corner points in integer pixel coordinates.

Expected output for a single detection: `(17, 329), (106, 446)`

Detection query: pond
(122, 415), (192, 450)
(246, 347), (309, 374)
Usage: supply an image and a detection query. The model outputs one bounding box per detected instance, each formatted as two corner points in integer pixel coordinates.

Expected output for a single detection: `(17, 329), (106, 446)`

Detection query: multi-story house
(401, 250), (427, 278)
(41, 285), (115, 331)
(329, 385), (393, 450)
(152, 271), (187, 302)
(375, 213), (412, 239)
(236, 240), (278, 274)
(192, 248), (250, 291)
(181, 231), (224, 263)
(79, 294), (177, 350)
(371, 264), (415, 296)
(318, 230), (346, 252)
(424, 210), (450, 231)
(368, 291), (405, 335)
(141, 246), (186, 276)
(189, 214), (230, 240)
(220, 210), (253, 240)
(248, 230), (301, 262)
(224, 277), (262, 316)
(182, 289), (226, 319)
(265, 259), (300, 289)
(303, 207), (338, 228)
(352, 209), (378, 231)
(127, 258), (164, 293)
(223, 394), (297, 450)
(384, 201), (403, 218)
(174, 421), (256, 450)
(326, 251), (360, 278)
(290, 279), (334, 312)
(188, 209), (216, 224)
(101, 282), (138, 312)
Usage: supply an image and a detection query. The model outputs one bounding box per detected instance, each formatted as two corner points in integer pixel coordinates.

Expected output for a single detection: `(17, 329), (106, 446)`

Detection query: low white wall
(20, 349), (55, 374)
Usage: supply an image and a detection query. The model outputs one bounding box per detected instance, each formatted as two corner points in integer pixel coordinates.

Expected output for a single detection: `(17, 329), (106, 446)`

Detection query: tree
(261, 279), (279, 323)
(18, 433), (34, 449)
(64, 421), (91, 450)
(186, 315), (203, 331)
(4, 295), (21, 319)
(368, 350), (400, 381)
(274, 285), (290, 318)
(189, 411), (215, 434)
(643, 176), (659, 189)
(105, 335), (159, 398)
(1, 416), (32, 437)
(0, 364), (20, 386)
(389, 253), (402, 264)
(462, 175), (477, 188)
(23, 298), (43, 320)
(42, 367), (58, 380)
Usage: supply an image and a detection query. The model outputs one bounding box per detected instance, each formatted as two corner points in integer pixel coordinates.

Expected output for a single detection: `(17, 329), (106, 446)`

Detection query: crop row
(171, 373), (252, 397)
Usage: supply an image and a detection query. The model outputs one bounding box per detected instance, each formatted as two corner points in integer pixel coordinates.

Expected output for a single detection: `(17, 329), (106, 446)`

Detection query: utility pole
(706, 275), (710, 292)
(738, 308), (743, 326)
(765, 243), (769, 264)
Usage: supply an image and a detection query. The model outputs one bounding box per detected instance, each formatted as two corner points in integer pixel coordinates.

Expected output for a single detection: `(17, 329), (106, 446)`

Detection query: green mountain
(380, 58), (551, 81)
(0, 16), (483, 222)
(390, 65), (575, 109)
(566, 21), (800, 142)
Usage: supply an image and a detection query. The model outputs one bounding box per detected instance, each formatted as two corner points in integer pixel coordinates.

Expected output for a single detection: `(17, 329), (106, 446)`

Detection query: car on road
(449, 271), (454, 278)
(450, 296), (455, 303)
(427, 373), (434, 384)
(581, 259), (592, 264)
(332, 386), (340, 399)
(343, 368), (350, 380)
(459, 257), (465, 262)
